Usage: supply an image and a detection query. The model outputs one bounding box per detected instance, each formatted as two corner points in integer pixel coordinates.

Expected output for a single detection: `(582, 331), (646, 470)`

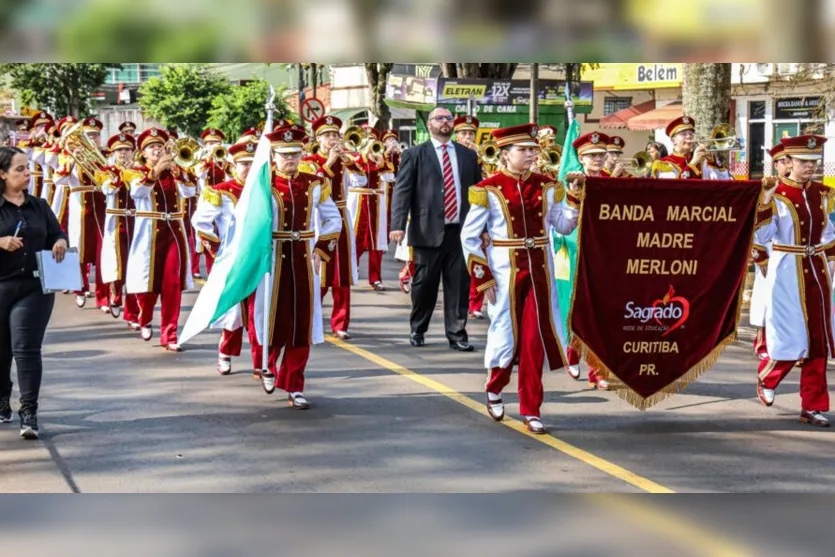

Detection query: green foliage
(56, 0), (241, 62)
(0, 63), (114, 117)
(138, 64), (231, 138)
(206, 80), (291, 140)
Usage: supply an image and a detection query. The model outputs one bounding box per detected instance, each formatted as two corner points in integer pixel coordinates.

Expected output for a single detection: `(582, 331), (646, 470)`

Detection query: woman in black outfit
(0, 146), (67, 439)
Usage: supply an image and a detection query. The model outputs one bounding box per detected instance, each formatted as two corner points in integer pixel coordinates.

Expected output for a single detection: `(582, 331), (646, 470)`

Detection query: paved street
(3, 254), (835, 499)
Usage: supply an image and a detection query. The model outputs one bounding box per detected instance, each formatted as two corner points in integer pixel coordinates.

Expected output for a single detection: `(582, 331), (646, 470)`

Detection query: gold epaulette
(121, 168), (146, 184)
(319, 179), (332, 203)
(202, 186), (222, 207)
(468, 186), (488, 208)
(650, 160), (675, 177)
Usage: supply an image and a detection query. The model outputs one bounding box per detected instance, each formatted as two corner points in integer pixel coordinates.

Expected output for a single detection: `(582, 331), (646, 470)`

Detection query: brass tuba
(59, 121), (111, 183)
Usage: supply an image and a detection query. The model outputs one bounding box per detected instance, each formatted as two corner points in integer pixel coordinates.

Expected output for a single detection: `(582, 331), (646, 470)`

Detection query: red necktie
(442, 144), (457, 222)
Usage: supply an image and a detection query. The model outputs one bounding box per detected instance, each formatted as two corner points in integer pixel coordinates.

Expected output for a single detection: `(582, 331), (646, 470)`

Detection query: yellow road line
(325, 336), (674, 494)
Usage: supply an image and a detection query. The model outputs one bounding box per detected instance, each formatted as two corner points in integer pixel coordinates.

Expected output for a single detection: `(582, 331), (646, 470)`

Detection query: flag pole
(261, 86), (277, 372)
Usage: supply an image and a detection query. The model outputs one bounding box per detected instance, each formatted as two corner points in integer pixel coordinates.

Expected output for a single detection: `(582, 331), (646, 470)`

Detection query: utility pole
(530, 63), (539, 123)
(297, 63), (305, 124)
(311, 63), (318, 100)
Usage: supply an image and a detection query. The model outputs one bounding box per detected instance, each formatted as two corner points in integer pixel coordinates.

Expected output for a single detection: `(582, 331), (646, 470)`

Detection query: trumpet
(166, 137), (201, 169)
(537, 145), (562, 173)
(59, 121), (111, 183)
(304, 139), (320, 155)
(343, 126), (366, 153)
(361, 137), (385, 158)
(694, 123), (741, 152)
(479, 139), (500, 167)
(209, 144), (227, 162)
(618, 151), (652, 176)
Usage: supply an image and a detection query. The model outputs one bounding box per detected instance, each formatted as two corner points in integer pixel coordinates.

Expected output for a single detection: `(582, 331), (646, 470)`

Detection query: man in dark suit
(390, 107), (481, 351)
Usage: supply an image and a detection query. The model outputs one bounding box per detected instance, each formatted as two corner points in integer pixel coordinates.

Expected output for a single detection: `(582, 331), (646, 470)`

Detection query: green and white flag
(553, 118), (583, 339)
(180, 132), (274, 345)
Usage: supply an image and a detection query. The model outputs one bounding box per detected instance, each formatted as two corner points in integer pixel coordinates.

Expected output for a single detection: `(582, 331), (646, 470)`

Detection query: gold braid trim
(319, 179), (332, 203)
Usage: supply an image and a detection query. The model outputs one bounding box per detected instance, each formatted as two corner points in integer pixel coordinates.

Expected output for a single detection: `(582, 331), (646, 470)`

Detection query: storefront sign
(774, 96), (823, 120)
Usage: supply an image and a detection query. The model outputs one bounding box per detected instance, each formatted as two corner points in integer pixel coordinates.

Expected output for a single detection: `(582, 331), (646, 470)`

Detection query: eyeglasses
(432, 116), (454, 122)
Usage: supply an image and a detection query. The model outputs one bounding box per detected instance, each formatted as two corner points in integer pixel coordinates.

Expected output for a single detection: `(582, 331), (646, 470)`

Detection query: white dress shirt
(430, 137), (462, 224)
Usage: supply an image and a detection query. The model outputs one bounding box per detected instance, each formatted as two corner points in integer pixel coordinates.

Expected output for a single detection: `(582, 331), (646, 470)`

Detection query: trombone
(694, 123), (741, 152)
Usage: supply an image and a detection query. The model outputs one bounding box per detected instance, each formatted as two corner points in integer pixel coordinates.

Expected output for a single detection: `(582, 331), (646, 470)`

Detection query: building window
(749, 100), (766, 120)
(105, 64), (161, 85)
(603, 97), (632, 116)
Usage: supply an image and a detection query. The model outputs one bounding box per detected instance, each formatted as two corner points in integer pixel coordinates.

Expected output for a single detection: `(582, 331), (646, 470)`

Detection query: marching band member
(23, 111), (53, 199)
(192, 127), (233, 278)
(14, 118), (30, 146)
(461, 123), (582, 434)
(54, 117), (109, 311)
(650, 116), (707, 179)
(49, 116), (79, 234)
(118, 121), (137, 135)
(382, 128), (400, 235)
(39, 122), (60, 206)
(100, 132), (140, 327)
(125, 128), (197, 351)
(191, 139), (257, 374)
(702, 153), (732, 180)
(251, 126), (342, 408)
(755, 135), (834, 427)
(454, 116), (487, 319)
(562, 131), (611, 390)
(303, 115), (365, 339)
(349, 128), (392, 291)
(602, 134), (625, 177)
(750, 143), (791, 360)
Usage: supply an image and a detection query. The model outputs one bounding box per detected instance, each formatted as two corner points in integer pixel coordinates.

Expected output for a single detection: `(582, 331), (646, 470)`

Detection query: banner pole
(260, 86), (277, 372)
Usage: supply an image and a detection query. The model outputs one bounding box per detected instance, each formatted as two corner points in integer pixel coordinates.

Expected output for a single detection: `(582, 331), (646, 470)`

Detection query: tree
(206, 80), (291, 140)
(364, 63), (393, 130)
(682, 64), (732, 140)
(138, 64), (231, 138)
(0, 63), (115, 117)
(440, 64), (518, 79)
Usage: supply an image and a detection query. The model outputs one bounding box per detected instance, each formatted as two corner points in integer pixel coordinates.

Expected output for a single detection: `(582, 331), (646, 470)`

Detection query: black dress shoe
(449, 341), (474, 352)
(410, 334), (425, 347)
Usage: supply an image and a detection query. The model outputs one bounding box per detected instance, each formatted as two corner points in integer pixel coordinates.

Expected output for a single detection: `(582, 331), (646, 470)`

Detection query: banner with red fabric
(570, 177), (762, 410)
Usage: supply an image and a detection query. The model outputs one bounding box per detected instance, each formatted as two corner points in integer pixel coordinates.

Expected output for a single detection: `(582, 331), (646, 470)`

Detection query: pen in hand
(13, 221), (22, 238)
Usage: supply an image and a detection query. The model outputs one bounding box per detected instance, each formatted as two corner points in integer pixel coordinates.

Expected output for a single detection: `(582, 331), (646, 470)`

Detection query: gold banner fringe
(573, 331), (739, 410)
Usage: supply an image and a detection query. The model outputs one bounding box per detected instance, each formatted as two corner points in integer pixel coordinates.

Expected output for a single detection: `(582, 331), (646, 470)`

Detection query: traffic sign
(301, 98), (325, 123)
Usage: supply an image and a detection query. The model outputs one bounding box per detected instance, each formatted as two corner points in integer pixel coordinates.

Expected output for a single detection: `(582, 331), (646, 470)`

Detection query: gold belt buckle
(524, 237), (536, 249)
(291, 231), (301, 241)
(805, 245), (816, 256)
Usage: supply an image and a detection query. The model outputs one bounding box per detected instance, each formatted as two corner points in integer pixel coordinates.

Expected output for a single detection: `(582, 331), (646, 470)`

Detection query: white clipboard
(36, 248), (83, 293)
